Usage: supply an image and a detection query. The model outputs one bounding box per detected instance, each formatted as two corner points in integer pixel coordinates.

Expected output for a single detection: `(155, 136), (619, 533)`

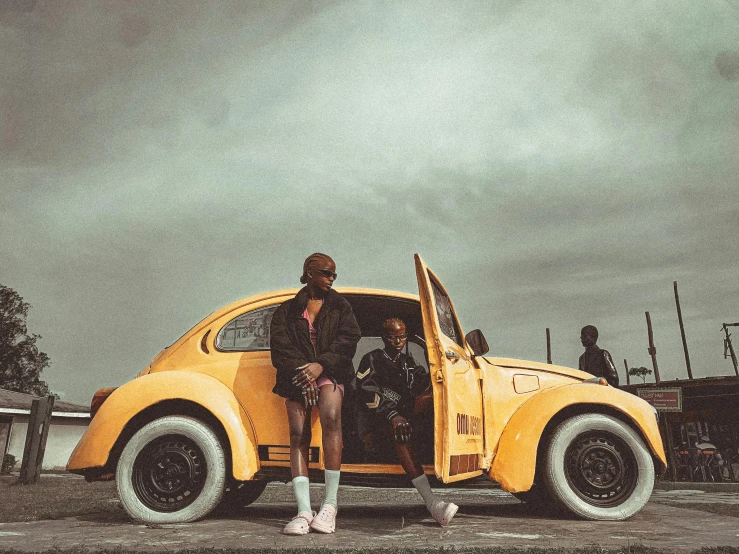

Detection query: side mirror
(465, 329), (489, 356)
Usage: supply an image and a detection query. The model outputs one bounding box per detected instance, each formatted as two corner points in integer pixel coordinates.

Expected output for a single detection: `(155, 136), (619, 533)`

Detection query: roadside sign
(637, 388), (682, 411)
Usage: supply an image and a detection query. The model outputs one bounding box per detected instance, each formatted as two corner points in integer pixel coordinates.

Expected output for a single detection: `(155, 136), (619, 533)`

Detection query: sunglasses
(314, 268), (337, 279)
(385, 334), (407, 342)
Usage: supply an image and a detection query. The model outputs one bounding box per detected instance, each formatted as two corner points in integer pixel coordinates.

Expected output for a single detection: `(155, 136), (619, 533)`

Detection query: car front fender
(67, 372), (259, 480)
(489, 383), (666, 493)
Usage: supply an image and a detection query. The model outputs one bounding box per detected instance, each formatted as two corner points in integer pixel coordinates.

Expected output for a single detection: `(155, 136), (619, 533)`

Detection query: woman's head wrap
(300, 252), (335, 284)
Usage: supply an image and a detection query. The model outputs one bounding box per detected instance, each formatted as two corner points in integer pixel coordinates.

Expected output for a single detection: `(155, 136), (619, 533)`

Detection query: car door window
(215, 305), (278, 351)
(430, 277), (463, 347)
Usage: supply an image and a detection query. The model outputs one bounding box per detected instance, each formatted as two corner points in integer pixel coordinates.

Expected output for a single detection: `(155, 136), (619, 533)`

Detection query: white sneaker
(429, 500), (458, 526)
(282, 511), (314, 535)
(310, 503), (337, 533)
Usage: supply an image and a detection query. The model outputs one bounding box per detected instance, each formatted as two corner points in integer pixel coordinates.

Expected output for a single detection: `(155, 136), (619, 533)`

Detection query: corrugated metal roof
(0, 388), (89, 413)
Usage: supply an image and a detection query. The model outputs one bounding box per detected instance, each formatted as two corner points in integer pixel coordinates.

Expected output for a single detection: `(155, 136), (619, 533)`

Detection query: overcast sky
(2, 0), (738, 405)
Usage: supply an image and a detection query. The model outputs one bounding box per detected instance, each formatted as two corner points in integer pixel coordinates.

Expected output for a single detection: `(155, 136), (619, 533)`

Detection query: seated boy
(355, 317), (458, 526)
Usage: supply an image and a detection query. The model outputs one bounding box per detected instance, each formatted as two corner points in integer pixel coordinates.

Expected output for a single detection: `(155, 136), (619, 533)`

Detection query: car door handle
(445, 350), (460, 361)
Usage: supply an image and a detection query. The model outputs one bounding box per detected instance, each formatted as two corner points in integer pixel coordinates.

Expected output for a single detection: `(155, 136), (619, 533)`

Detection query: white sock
(411, 474), (437, 508)
(292, 476), (311, 514)
(323, 469), (340, 507)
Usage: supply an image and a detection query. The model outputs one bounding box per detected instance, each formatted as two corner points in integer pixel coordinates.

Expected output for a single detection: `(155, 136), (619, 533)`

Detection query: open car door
(415, 254), (484, 482)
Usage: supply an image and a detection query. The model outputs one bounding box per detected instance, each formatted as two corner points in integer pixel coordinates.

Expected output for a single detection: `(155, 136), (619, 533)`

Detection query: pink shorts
(316, 375), (344, 394)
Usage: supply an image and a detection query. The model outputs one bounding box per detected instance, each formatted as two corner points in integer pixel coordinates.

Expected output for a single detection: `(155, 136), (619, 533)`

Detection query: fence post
(19, 395), (55, 484)
(624, 359), (630, 385)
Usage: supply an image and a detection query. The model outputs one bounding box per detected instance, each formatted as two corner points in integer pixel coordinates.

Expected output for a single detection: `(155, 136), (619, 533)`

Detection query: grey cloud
(2, 1), (739, 402)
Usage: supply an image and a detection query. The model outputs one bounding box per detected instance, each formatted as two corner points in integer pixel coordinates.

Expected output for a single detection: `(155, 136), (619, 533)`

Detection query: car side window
(215, 305), (278, 351)
(430, 276), (463, 347)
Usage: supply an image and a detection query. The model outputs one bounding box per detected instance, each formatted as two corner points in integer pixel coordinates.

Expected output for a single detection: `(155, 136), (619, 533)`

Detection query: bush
(2, 453), (17, 474)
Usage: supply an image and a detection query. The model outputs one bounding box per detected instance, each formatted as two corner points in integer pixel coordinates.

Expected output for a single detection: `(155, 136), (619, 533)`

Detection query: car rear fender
(489, 383), (666, 493)
(66, 372), (259, 480)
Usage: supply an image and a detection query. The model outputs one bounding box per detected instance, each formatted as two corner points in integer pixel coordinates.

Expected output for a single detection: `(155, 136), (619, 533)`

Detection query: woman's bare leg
(317, 385), (343, 469)
(285, 399), (312, 478)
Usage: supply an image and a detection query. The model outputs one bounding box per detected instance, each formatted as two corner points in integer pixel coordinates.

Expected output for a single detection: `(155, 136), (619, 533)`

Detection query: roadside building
(0, 388), (90, 471)
(622, 376), (739, 482)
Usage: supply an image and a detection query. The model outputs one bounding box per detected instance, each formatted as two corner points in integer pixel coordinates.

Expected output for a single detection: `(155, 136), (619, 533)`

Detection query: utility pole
(645, 311), (661, 384)
(624, 359), (630, 385)
(722, 323), (739, 377)
(673, 281), (693, 379)
(546, 328), (552, 364)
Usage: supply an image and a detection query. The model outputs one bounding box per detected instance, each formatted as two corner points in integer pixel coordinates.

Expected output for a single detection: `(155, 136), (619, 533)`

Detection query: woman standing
(270, 253), (361, 535)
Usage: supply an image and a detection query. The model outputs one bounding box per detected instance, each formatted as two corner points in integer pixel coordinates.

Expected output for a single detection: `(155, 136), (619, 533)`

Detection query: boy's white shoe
(429, 500), (458, 526)
(282, 511), (314, 535)
(310, 503), (337, 533)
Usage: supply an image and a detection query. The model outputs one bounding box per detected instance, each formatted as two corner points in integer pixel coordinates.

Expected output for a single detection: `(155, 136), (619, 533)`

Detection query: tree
(0, 284), (52, 396)
(628, 366), (652, 384)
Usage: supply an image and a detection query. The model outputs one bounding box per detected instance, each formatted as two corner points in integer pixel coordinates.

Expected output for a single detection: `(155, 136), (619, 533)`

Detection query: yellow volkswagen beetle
(68, 255), (666, 523)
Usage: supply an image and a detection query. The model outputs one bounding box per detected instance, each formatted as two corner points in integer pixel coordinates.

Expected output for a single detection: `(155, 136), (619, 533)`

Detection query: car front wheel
(543, 413), (654, 521)
(116, 416), (227, 523)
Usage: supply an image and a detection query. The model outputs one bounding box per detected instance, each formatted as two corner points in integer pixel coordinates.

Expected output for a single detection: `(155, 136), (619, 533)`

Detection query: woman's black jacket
(270, 287), (361, 402)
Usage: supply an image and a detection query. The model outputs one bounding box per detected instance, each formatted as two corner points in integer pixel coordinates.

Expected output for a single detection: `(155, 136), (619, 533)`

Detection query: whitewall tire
(116, 416), (227, 523)
(543, 413), (654, 521)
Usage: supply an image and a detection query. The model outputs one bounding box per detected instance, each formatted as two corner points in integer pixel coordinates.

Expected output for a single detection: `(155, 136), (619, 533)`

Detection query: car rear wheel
(543, 413), (654, 521)
(116, 416), (227, 523)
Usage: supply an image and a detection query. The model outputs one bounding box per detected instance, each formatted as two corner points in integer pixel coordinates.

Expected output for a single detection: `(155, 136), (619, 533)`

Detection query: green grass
(0, 475), (120, 522)
(656, 502), (739, 518)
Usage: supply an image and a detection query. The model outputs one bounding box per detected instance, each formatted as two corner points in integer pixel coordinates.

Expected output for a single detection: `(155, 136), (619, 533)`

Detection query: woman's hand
(302, 381), (319, 406)
(292, 362), (323, 387)
(292, 363), (323, 406)
(391, 415), (412, 443)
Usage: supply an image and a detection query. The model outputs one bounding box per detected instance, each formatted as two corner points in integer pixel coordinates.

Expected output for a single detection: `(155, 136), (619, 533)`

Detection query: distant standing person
(578, 325), (619, 387)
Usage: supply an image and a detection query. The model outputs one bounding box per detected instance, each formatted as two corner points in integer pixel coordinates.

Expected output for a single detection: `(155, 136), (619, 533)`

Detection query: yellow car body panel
(67, 371), (259, 480)
(477, 358), (592, 469)
(488, 376), (667, 492)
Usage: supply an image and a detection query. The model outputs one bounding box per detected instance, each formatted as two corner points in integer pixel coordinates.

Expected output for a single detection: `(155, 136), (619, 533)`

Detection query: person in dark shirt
(578, 325), (619, 387)
(356, 317), (458, 526)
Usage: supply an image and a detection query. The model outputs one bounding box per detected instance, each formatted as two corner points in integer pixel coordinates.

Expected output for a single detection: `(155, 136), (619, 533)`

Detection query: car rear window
(215, 305), (278, 351)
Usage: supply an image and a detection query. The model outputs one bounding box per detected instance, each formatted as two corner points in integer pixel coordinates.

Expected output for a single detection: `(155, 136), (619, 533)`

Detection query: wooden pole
(723, 323), (739, 377)
(645, 311), (661, 384)
(662, 416), (677, 480)
(673, 281), (693, 379)
(19, 395), (54, 484)
(546, 328), (552, 364)
(624, 359), (630, 385)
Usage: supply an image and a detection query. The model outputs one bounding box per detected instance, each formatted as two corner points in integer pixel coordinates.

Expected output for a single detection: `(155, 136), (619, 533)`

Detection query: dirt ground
(1, 480), (738, 552)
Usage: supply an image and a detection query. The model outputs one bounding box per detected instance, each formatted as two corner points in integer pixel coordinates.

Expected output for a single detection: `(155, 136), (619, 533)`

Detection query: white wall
(6, 415), (90, 470)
